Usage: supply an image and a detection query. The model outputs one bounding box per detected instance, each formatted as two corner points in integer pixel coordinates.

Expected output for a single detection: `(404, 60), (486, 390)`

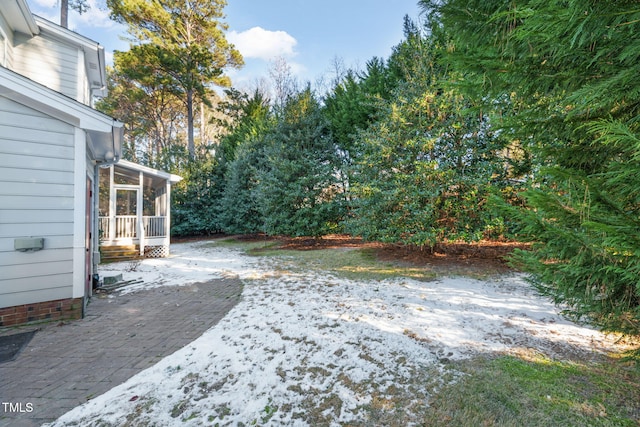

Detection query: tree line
(98, 0), (640, 336)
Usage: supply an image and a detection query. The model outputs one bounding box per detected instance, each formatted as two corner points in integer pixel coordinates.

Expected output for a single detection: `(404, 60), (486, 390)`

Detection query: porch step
(99, 245), (141, 263)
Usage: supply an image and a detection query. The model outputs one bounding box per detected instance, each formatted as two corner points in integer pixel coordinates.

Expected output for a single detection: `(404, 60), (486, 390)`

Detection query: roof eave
(33, 16), (107, 93)
(116, 159), (183, 184)
(0, 67), (122, 163)
(2, 0), (40, 35)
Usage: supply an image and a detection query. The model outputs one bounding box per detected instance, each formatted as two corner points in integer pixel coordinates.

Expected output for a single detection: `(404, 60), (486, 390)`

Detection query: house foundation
(0, 298), (84, 327)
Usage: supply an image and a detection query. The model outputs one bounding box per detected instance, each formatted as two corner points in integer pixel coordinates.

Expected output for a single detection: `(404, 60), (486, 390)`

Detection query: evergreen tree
(216, 89), (272, 164)
(423, 0), (640, 334)
(348, 31), (507, 248)
(217, 90), (273, 234)
(218, 138), (268, 234)
(324, 57), (396, 155)
(172, 158), (224, 236)
(257, 87), (346, 237)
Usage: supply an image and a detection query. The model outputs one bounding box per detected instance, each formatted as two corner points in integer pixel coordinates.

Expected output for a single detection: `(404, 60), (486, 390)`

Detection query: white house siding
(12, 31), (78, 101)
(0, 96), (77, 308)
(0, 29), (5, 68)
(77, 49), (90, 106)
(0, 11), (14, 69)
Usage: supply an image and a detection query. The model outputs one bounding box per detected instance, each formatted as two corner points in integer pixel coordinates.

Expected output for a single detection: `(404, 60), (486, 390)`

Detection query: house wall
(0, 96), (79, 310)
(0, 26), (6, 68)
(12, 30), (79, 102)
(78, 49), (90, 106)
(0, 10), (14, 68)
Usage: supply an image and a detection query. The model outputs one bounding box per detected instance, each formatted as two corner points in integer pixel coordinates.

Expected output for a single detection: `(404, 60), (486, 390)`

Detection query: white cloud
(70, 0), (118, 30)
(228, 26), (298, 61)
(287, 60), (307, 76)
(104, 50), (114, 66)
(28, 0), (117, 30)
(31, 0), (56, 7)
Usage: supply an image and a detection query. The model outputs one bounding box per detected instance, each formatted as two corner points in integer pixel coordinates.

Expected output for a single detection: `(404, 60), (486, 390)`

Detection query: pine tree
(107, 0), (243, 159)
(96, 50), (187, 168)
(60, 0), (89, 28)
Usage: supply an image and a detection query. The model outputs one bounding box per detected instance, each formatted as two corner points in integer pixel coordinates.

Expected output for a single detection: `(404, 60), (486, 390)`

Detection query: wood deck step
(99, 245), (141, 263)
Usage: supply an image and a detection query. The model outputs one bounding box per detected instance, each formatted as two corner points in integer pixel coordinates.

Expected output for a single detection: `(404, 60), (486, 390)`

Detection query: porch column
(138, 171), (144, 256)
(165, 179), (171, 251)
(109, 165), (115, 241)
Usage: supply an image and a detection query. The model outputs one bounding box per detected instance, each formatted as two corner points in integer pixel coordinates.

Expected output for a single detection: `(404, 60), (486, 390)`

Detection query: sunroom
(98, 160), (182, 261)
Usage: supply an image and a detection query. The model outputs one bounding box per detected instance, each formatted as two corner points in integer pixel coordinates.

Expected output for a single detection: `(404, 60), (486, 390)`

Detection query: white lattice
(144, 245), (169, 258)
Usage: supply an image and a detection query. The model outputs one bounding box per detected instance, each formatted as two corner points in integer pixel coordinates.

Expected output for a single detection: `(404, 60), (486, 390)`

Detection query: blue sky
(26, 0), (422, 91)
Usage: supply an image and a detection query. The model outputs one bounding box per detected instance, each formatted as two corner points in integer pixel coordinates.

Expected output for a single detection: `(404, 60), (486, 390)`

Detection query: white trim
(34, 17), (107, 97)
(0, 66), (122, 163)
(72, 128), (86, 299)
(138, 171), (145, 256)
(0, 25), (7, 67)
(1, 0), (39, 36)
(109, 165), (115, 241)
(34, 16), (100, 52)
(117, 159), (183, 184)
(93, 165), (101, 272)
(166, 180), (172, 254)
(77, 48), (86, 104)
(0, 66), (118, 132)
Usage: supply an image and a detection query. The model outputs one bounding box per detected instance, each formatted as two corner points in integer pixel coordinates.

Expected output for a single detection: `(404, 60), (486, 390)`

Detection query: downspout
(92, 164), (101, 287)
(92, 127), (121, 288)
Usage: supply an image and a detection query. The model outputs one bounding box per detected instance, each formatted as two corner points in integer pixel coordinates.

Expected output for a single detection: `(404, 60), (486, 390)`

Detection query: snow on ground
(46, 240), (626, 426)
(97, 241), (265, 293)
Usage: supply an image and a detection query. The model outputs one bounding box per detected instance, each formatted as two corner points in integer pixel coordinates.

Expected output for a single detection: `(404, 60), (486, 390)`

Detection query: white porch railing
(144, 216), (166, 237)
(99, 216), (167, 240)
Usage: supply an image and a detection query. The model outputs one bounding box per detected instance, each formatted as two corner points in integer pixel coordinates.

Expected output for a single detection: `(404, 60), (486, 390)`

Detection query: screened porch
(98, 160), (182, 259)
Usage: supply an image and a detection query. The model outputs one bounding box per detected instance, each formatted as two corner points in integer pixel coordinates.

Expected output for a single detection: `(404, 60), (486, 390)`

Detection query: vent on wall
(14, 237), (44, 252)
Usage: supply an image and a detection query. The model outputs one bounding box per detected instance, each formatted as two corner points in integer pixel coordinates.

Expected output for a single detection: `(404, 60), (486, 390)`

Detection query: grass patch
(211, 238), (436, 281)
(252, 247), (436, 281)
(424, 354), (640, 426)
(207, 236), (513, 280)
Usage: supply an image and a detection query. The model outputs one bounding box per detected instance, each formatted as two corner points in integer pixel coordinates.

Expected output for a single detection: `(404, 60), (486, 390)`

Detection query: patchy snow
(45, 240), (627, 426)
(97, 241), (267, 294)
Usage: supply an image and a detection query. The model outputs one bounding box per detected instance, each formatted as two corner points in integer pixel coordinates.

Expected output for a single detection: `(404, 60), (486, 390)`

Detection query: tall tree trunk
(200, 102), (206, 148)
(61, 0), (68, 28)
(187, 89), (195, 159)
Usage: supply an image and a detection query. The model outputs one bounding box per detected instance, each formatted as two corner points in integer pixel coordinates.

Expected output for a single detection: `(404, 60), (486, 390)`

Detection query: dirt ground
(215, 233), (531, 277)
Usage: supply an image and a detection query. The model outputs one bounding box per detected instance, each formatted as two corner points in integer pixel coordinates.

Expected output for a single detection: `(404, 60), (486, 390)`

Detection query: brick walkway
(0, 278), (243, 427)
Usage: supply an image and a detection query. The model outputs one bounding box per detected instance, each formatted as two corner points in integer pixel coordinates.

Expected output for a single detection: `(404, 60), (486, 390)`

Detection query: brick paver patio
(0, 278), (243, 426)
